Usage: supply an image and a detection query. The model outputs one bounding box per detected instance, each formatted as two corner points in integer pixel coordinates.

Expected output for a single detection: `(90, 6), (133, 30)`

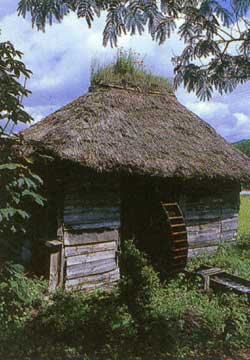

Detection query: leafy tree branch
(0, 35), (45, 241)
(17, 0), (250, 100)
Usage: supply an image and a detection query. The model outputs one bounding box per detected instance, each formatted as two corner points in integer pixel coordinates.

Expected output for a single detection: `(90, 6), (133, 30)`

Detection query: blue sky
(1, 0), (250, 142)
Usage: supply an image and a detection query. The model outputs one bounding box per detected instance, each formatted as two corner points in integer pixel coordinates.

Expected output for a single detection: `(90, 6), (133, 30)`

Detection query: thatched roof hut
(23, 85), (250, 182)
(21, 57), (250, 292)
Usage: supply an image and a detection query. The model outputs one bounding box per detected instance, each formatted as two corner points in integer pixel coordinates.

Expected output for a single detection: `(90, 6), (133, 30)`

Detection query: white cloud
(0, 12), (107, 92)
(1, 4), (250, 142)
(0, 8), (185, 93)
(24, 105), (58, 123)
(186, 101), (229, 119)
(234, 112), (250, 126)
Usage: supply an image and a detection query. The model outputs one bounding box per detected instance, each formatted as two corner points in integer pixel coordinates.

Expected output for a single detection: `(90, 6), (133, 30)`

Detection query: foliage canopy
(17, 0), (250, 100)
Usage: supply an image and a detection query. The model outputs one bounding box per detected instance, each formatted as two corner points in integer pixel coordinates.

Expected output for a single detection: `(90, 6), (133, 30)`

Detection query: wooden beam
(66, 258), (117, 279)
(66, 250), (115, 266)
(65, 241), (117, 257)
(65, 268), (120, 291)
(46, 240), (62, 292)
(64, 229), (119, 246)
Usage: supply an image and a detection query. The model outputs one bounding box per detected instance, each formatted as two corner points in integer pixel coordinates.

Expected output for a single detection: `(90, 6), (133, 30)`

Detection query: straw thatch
(22, 85), (250, 181)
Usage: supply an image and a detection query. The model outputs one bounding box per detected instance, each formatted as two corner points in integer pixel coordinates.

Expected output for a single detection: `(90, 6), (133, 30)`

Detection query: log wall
(49, 171), (241, 289)
(179, 188), (240, 258)
(62, 172), (121, 292)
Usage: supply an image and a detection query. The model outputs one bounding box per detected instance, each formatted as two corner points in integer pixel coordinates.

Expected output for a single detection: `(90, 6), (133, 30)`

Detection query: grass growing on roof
(91, 49), (173, 94)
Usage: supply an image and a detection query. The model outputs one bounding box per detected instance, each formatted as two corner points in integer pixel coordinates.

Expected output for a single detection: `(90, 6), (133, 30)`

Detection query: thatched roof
(22, 85), (250, 182)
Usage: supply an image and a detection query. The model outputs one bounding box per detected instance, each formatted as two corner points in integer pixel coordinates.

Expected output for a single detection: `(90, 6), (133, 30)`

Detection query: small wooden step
(172, 231), (187, 236)
(170, 223), (185, 228)
(161, 202), (178, 206)
(169, 216), (183, 220)
(172, 247), (188, 253)
(174, 238), (188, 244)
(173, 254), (188, 260)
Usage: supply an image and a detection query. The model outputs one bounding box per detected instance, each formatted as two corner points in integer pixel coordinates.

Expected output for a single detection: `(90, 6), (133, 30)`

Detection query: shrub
(0, 262), (47, 342)
(119, 240), (162, 321)
(1, 240), (250, 359)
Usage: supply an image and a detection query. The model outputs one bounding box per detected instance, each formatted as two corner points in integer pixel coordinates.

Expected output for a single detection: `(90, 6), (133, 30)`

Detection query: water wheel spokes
(161, 201), (189, 273)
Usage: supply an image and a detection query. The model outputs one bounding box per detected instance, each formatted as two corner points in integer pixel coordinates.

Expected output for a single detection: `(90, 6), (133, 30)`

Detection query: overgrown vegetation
(91, 49), (173, 94)
(0, 262), (47, 344)
(1, 197), (250, 360)
(0, 38), (45, 262)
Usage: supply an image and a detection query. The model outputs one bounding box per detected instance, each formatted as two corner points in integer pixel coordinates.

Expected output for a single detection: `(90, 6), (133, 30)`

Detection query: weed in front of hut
(0, 197), (250, 359)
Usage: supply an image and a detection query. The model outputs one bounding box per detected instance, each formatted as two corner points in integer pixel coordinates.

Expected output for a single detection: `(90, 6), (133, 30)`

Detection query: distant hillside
(234, 139), (250, 158)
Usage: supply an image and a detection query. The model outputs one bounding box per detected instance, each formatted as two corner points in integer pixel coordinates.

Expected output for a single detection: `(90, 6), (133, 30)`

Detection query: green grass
(239, 196), (250, 238)
(91, 49), (173, 94)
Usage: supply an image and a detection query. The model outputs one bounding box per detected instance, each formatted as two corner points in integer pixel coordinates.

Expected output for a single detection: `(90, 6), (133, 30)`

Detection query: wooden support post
(46, 240), (62, 293)
(204, 275), (210, 292)
(196, 267), (223, 292)
(56, 193), (65, 287)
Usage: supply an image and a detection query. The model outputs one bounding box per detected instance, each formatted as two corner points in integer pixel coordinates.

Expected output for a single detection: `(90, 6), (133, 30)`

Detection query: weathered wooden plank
(187, 221), (221, 245)
(188, 238), (220, 249)
(188, 245), (218, 258)
(221, 230), (238, 242)
(187, 221), (221, 232)
(65, 268), (120, 290)
(66, 258), (117, 279)
(64, 229), (119, 246)
(64, 206), (120, 221)
(185, 209), (221, 222)
(181, 193), (240, 255)
(187, 231), (221, 243)
(66, 250), (115, 266)
(45, 240), (62, 250)
(64, 206), (121, 230)
(188, 231), (237, 247)
(48, 251), (61, 292)
(60, 246), (65, 287)
(65, 241), (117, 257)
(66, 221), (120, 231)
(66, 280), (118, 292)
(221, 217), (238, 231)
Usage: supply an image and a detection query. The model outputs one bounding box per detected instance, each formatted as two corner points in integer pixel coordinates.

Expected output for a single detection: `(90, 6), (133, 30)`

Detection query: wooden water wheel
(160, 202), (189, 273)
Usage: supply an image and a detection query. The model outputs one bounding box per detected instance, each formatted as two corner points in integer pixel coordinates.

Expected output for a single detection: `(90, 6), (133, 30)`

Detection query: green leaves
(0, 208), (29, 222)
(22, 189), (46, 206)
(0, 37), (45, 239)
(0, 41), (32, 134)
(0, 163), (25, 170)
(17, 0), (69, 30)
(0, 149), (46, 235)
